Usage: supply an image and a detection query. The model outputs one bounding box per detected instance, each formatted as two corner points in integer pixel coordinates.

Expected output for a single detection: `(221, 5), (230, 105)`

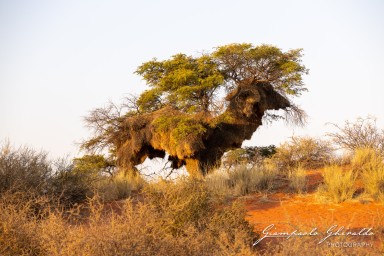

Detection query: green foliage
(73, 154), (115, 176)
(212, 43), (308, 96)
(136, 53), (224, 113)
(136, 43), (307, 114)
(153, 115), (207, 143)
(81, 43), (308, 171)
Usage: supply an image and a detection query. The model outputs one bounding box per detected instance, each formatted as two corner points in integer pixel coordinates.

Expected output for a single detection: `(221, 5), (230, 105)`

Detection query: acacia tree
(135, 43), (307, 115)
(82, 43), (308, 176)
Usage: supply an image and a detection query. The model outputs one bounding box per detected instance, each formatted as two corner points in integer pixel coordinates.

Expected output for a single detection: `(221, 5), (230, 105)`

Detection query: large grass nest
(115, 82), (300, 176)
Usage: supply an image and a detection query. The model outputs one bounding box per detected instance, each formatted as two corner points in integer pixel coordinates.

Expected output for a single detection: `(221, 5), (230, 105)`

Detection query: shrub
(327, 116), (384, 153)
(143, 178), (212, 235)
(205, 170), (231, 196)
(0, 191), (46, 256)
(352, 148), (384, 202)
(270, 136), (333, 172)
(317, 165), (357, 203)
(0, 142), (52, 194)
(222, 145), (276, 170)
(50, 155), (147, 205)
(49, 161), (96, 205)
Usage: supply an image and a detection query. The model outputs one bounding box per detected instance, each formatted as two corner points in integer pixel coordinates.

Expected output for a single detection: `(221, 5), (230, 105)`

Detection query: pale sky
(1, 0), (384, 161)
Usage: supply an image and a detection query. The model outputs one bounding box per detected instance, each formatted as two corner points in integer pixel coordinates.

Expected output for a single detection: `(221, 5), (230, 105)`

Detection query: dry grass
(205, 165), (277, 196)
(317, 165), (357, 203)
(352, 148), (384, 203)
(0, 177), (257, 256)
(96, 171), (146, 201)
(4, 137), (384, 255)
(270, 136), (333, 172)
(288, 165), (307, 193)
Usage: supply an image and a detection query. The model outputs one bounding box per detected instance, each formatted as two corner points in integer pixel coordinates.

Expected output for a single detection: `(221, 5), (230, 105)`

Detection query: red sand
(244, 169), (384, 250)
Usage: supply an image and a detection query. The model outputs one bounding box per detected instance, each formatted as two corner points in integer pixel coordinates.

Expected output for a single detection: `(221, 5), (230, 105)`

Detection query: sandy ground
(244, 169), (384, 253)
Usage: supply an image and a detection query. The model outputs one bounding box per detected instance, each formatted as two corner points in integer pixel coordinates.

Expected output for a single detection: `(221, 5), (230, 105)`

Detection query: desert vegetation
(1, 115), (384, 255)
(2, 42), (384, 254)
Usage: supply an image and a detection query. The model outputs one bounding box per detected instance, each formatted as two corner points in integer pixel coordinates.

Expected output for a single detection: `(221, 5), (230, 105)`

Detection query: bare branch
(326, 116), (384, 152)
(283, 104), (308, 127)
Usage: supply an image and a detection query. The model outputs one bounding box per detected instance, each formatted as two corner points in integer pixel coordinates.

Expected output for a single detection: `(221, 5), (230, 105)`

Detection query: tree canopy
(135, 43), (308, 115)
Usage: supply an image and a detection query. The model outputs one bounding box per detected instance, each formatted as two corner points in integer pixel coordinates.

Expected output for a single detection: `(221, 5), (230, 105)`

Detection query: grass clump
(229, 165), (277, 195)
(352, 148), (384, 203)
(317, 165), (357, 203)
(206, 165), (277, 196)
(96, 171), (146, 201)
(288, 166), (307, 193)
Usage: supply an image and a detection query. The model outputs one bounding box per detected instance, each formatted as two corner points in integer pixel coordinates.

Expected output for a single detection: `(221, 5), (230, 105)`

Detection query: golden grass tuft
(288, 166), (307, 193)
(316, 165), (357, 203)
(205, 165), (277, 196)
(352, 148), (384, 203)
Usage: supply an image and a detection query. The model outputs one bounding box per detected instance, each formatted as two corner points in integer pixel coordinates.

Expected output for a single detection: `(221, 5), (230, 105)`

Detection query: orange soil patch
(245, 193), (384, 231)
(244, 169), (384, 250)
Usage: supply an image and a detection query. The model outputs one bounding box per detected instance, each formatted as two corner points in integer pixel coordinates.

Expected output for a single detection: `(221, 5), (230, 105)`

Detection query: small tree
(327, 116), (384, 152)
(73, 154), (116, 176)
